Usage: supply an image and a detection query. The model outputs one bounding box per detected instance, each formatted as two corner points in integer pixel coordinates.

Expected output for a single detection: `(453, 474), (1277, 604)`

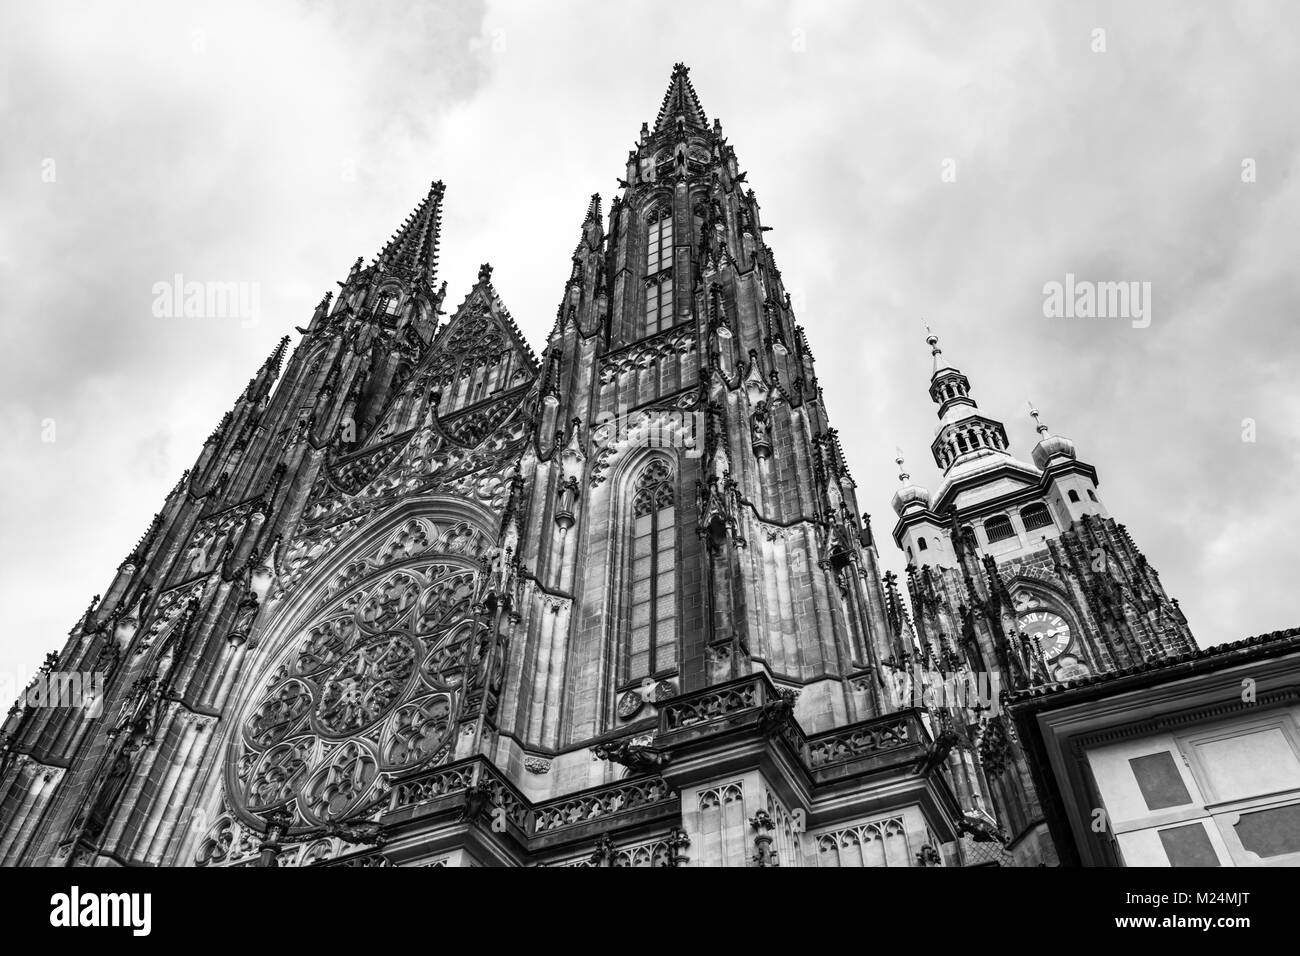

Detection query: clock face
(1019, 610), (1072, 661)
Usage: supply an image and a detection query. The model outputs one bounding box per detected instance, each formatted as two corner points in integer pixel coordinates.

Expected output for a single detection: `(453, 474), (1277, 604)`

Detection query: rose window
(233, 561), (482, 826)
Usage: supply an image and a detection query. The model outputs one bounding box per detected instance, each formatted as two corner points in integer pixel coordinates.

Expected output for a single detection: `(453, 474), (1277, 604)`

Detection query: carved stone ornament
(231, 559), (486, 827)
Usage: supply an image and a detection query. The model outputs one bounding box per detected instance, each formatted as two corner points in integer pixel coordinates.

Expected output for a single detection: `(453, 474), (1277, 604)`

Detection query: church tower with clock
(890, 330), (1198, 865)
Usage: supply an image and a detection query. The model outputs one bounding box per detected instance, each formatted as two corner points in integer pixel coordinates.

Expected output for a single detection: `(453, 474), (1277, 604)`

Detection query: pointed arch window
(626, 458), (678, 681)
(647, 207), (673, 274)
(643, 207), (674, 336)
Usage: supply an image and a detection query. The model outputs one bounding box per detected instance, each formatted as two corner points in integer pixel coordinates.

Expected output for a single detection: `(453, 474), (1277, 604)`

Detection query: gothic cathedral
(0, 65), (1203, 868)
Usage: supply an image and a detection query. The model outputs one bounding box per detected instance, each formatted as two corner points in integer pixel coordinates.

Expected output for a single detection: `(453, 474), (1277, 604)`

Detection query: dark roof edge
(1005, 626), (1300, 711)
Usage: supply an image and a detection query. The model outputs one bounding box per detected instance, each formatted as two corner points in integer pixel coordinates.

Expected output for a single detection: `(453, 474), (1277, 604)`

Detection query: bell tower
(502, 63), (904, 764)
(891, 328), (1198, 865)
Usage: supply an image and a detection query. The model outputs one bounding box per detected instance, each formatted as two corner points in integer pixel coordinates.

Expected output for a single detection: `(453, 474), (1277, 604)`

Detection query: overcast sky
(2, 0), (1298, 692)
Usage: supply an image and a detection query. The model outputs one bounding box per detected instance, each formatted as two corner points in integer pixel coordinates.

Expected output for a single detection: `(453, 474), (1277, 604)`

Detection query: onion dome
(891, 452), (932, 515)
(1029, 405), (1077, 469)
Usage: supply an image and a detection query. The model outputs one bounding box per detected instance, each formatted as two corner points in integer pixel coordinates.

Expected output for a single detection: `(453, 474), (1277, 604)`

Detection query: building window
(984, 514), (1015, 543)
(1086, 712), (1300, 866)
(647, 207), (673, 274)
(1088, 489), (1098, 502)
(1021, 503), (1054, 532)
(1068, 490), (1081, 503)
(643, 207), (674, 336)
(917, 537), (928, 551)
(644, 275), (673, 335)
(626, 458), (677, 681)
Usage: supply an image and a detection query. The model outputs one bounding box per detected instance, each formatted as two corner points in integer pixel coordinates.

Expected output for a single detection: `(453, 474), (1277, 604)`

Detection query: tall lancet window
(643, 206), (674, 336)
(626, 458), (677, 681)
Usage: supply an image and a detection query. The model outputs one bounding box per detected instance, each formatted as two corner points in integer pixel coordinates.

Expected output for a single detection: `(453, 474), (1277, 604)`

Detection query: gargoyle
(754, 688), (799, 736)
(459, 784), (493, 824)
(323, 820), (388, 847)
(912, 729), (959, 777)
(957, 810), (1008, 845)
(592, 734), (669, 771)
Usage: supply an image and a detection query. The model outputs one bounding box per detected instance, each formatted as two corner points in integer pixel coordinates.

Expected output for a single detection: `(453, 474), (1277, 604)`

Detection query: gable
(425, 276), (537, 419)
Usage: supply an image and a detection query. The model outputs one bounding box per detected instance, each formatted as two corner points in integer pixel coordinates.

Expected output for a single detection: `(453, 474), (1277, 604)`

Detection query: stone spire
(242, 335), (291, 403)
(578, 192), (603, 252)
(374, 180), (445, 286)
(653, 62), (709, 134)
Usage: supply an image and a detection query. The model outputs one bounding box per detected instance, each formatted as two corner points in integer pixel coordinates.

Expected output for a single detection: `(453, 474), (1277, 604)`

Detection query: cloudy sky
(2, 0), (1298, 691)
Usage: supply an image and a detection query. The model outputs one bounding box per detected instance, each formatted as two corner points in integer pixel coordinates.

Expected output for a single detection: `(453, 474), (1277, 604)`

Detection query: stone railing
(658, 674), (769, 731)
(389, 762), (476, 811)
(657, 673), (927, 775)
(385, 755), (669, 838)
(479, 760), (531, 833)
(318, 850), (394, 868)
(805, 710), (925, 770)
(533, 776), (674, 834)
(370, 687), (928, 856)
(386, 758), (527, 832)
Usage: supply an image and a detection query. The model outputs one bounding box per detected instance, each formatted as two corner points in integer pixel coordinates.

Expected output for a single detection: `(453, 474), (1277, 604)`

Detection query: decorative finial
(1028, 401), (1049, 436)
(895, 448), (910, 484)
(922, 321), (946, 376)
(477, 262), (493, 283)
(923, 320), (940, 354)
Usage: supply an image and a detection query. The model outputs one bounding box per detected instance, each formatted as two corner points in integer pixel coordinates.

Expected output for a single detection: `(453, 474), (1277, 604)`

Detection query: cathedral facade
(3, 65), (1290, 869)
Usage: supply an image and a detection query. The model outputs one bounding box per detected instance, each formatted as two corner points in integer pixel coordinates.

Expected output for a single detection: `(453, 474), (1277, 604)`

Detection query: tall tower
(890, 329), (1197, 865)
(2, 66), (973, 869)
(517, 62), (900, 746)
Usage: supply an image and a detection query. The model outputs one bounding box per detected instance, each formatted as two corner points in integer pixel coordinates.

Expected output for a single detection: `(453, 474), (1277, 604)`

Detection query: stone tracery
(230, 559), (484, 828)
